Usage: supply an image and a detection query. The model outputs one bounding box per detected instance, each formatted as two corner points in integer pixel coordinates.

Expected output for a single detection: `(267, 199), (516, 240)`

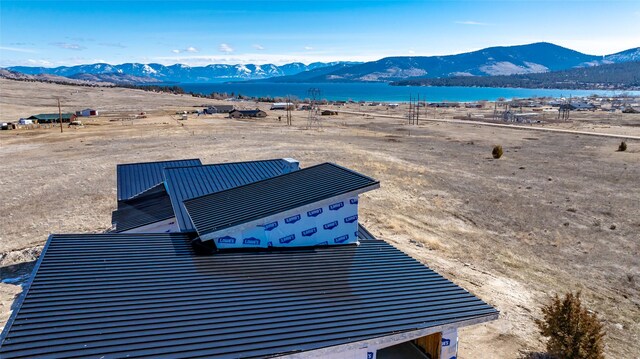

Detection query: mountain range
(5, 62), (360, 84)
(264, 43), (640, 83)
(4, 42), (639, 85)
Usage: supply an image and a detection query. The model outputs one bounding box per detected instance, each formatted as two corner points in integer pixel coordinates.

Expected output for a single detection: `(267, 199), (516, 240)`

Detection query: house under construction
(0, 158), (498, 359)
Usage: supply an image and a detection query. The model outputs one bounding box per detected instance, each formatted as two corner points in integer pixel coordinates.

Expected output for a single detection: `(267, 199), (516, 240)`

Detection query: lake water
(180, 82), (639, 102)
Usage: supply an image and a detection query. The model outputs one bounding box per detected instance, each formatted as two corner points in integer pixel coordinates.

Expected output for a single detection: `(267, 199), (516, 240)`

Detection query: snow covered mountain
(265, 43), (640, 83)
(5, 62), (359, 83)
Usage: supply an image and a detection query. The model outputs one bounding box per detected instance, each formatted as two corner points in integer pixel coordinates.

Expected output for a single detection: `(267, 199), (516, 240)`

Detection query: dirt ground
(1, 79), (639, 358)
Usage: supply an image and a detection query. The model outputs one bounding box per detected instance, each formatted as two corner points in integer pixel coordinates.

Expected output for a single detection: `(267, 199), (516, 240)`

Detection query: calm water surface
(180, 82), (639, 102)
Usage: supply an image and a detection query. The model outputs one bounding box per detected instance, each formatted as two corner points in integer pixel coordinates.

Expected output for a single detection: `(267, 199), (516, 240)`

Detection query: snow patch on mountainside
(358, 67), (427, 81)
(480, 61), (548, 76)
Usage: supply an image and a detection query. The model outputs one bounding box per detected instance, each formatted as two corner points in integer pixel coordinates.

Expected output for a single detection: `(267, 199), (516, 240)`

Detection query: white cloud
(172, 46), (198, 54)
(219, 43), (234, 53)
(99, 42), (126, 48)
(0, 46), (37, 53)
(253, 44), (265, 51)
(27, 59), (53, 66)
(50, 42), (86, 51)
(455, 21), (489, 26)
(408, 49), (415, 55)
(304, 46), (314, 51)
(151, 53), (374, 66)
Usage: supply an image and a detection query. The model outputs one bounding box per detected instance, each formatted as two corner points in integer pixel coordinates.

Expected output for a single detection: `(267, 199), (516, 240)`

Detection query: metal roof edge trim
(161, 158), (292, 177)
(113, 216), (177, 233)
(124, 183), (167, 201)
(116, 158), (202, 168)
(275, 313), (500, 358)
(183, 162), (380, 207)
(323, 162), (379, 185)
(0, 234), (54, 346)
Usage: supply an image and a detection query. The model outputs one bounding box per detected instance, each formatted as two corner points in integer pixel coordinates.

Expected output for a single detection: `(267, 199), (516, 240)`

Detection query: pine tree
(535, 292), (605, 359)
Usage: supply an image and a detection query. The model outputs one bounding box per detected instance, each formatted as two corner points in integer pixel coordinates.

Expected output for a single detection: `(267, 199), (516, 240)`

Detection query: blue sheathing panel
(116, 159), (202, 201)
(0, 232), (498, 359)
(164, 159), (296, 232)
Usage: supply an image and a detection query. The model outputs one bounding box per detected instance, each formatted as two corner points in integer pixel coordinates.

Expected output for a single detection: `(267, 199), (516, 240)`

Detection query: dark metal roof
(111, 184), (175, 233)
(164, 159), (295, 232)
(0, 231), (497, 359)
(184, 163), (380, 237)
(357, 223), (376, 240)
(117, 159), (202, 201)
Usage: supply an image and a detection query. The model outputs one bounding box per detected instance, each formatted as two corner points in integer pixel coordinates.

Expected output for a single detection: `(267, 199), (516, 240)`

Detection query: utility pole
(57, 97), (63, 133)
(416, 94), (420, 125)
(285, 95), (292, 126)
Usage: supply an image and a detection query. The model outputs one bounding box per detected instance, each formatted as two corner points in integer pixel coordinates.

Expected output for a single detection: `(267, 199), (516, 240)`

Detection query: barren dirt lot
(1, 79), (639, 358)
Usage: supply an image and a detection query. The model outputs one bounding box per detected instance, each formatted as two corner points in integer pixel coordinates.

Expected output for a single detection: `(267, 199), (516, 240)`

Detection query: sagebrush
(618, 141), (627, 152)
(492, 145), (503, 159)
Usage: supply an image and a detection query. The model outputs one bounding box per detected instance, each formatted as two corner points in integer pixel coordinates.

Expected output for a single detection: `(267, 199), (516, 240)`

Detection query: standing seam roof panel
(164, 159), (292, 232)
(0, 231), (498, 359)
(184, 163), (379, 236)
(116, 159), (202, 201)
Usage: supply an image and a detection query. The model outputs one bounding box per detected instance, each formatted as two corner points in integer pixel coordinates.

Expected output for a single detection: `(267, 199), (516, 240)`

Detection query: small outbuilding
(228, 109), (267, 119)
(76, 108), (98, 117)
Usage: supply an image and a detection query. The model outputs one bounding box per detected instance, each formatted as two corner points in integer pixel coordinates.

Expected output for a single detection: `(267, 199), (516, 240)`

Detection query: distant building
(204, 105), (235, 114)
(569, 102), (597, 111)
(464, 103), (483, 109)
(270, 102), (294, 110)
(76, 108), (98, 117)
(228, 109), (267, 118)
(428, 102), (460, 108)
(27, 113), (77, 123)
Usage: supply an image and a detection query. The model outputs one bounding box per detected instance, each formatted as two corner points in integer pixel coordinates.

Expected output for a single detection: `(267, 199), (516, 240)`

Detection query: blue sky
(1, 0), (639, 67)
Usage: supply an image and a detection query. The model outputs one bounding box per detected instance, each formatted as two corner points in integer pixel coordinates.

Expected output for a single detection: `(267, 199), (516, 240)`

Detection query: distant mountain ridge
(4, 43), (639, 85)
(262, 43), (640, 83)
(4, 62), (361, 84)
(391, 61), (640, 90)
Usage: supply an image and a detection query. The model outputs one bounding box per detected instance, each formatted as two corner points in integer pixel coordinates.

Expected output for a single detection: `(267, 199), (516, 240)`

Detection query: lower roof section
(111, 183), (175, 233)
(0, 231), (497, 359)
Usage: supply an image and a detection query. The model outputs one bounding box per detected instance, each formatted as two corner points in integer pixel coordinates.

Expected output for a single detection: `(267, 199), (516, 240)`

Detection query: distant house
(76, 108), (98, 117)
(569, 102), (597, 111)
(270, 102), (294, 110)
(228, 109), (267, 119)
(27, 113), (77, 123)
(204, 105), (235, 114)
(428, 102), (460, 108)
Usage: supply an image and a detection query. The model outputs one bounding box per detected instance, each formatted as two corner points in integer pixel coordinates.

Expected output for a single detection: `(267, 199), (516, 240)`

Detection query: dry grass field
(1, 79), (639, 358)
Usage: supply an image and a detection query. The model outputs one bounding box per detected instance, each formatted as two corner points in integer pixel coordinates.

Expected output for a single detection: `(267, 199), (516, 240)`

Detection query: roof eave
(0, 234), (53, 345)
(275, 312), (500, 358)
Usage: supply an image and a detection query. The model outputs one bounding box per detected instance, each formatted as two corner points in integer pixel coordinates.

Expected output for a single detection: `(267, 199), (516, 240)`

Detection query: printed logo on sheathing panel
(440, 328), (458, 359)
(212, 196), (359, 249)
